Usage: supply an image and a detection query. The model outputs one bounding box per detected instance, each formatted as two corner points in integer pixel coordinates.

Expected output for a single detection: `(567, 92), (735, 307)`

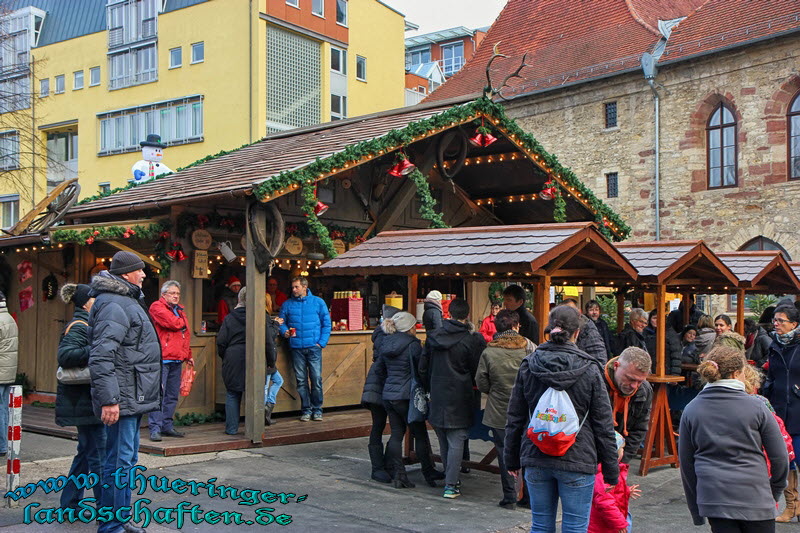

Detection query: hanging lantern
(540, 180), (557, 201)
(388, 152), (416, 177)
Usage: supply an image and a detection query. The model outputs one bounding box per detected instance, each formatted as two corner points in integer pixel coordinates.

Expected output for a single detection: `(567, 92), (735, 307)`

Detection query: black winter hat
(60, 283), (92, 308)
(109, 251), (145, 275)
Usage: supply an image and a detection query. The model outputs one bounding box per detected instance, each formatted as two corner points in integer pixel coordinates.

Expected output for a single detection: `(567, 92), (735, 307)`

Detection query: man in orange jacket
(148, 280), (194, 441)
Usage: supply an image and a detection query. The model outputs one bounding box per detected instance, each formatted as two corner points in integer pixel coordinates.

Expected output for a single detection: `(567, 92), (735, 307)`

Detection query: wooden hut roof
(717, 251), (800, 293)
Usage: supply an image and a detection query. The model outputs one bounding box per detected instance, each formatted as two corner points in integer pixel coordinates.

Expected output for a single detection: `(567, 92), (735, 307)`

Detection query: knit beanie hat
(382, 304), (401, 319)
(61, 283), (92, 308)
(426, 290), (443, 301)
(392, 312), (417, 333)
(109, 251), (145, 275)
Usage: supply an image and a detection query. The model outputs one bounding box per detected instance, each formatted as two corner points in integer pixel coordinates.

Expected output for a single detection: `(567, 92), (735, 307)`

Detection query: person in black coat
(216, 287), (278, 435)
(378, 311), (423, 489)
(615, 307), (648, 355)
(763, 304), (800, 521)
(563, 299), (607, 363)
(419, 298), (486, 498)
(503, 285), (539, 344)
(56, 283), (106, 511)
(744, 318), (772, 368)
(505, 305), (619, 531)
(361, 305), (399, 484)
(585, 299), (615, 358)
(422, 290), (444, 332)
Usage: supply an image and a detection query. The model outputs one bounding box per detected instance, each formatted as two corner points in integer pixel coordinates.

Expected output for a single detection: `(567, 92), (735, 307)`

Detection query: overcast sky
(385, 0), (507, 36)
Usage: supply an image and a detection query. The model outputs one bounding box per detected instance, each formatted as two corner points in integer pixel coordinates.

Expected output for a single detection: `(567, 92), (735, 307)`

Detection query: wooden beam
(51, 218), (165, 233)
(549, 268), (596, 278)
(244, 203), (267, 443)
(736, 288), (746, 335)
(105, 241), (161, 269)
(682, 292), (691, 326)
(616, 292), (625, 334)
(654, 284), (667, 377)
(407, 274), (418, 315)
(450, 181), (504, 225)
(544, 241), (587, 275)
(374, 179), (418, 234)
(535, 275), (550, 343)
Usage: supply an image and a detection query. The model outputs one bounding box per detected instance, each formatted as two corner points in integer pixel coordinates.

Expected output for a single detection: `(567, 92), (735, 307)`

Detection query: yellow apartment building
(0, 0), (408, 226)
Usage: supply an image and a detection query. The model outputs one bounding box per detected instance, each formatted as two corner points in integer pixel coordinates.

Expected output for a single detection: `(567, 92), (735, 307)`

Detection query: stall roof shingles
(70, 103), (457, 214)
(615, 242), (697, 278)
(716, 252), (800, 291)
(322, 223), (589, 272)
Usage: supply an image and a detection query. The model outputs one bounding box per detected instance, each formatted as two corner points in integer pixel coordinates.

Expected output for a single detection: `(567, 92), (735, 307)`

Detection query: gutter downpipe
(647, 78), (660, 241)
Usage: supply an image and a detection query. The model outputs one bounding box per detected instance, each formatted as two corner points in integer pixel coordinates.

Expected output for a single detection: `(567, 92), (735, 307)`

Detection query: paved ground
(0, 430), (795, 532)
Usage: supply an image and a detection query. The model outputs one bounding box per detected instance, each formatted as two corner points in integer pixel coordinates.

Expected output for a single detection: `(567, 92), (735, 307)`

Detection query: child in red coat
(588, 432), (642, 533)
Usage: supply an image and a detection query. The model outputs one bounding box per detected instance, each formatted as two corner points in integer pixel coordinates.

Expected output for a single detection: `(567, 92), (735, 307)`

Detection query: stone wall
(505, 34), (800, 259)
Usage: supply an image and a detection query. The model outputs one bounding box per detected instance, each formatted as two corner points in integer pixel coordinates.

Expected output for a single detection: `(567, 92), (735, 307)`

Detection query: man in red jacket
(148, 280), (193, 441)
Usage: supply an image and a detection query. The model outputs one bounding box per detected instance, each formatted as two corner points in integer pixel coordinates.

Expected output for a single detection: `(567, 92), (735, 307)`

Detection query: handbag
(180, 361), (196, 397)
(407, 352), (429, 424)
(56, 320), (91, 385)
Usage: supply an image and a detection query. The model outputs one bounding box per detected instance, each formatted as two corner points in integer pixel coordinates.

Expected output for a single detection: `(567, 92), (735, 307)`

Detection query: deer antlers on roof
(484, 42), (530, 100)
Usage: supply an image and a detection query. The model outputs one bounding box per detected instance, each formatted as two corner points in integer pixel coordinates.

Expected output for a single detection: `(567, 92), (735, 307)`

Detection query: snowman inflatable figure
(131, 134), (174, 183)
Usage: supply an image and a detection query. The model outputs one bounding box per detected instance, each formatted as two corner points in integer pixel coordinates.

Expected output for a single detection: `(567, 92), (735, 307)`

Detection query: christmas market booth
(2, 96), (631, 451)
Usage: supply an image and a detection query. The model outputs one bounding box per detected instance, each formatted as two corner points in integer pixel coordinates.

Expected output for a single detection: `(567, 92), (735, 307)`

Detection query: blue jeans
(291, 346), (323, 416)
(60, 424), (107, 509)
(225, 391), (242, 435)
(98, 415), (141, 533)
(525, 466), (595, 533)
(0, 384), (10, 454)
(148, 361), (182, 433)
(264, 370), (283, 405)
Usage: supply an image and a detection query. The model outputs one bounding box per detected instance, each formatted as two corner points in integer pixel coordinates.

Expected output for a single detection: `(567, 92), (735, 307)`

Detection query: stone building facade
(504, 32), (800, 259)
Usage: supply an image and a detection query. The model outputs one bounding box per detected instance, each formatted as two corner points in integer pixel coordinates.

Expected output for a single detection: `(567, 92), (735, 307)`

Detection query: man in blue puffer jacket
(279, 277), (331, 421)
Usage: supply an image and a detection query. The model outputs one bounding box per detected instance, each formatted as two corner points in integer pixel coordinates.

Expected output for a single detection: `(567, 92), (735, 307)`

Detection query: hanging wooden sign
(191, 229), (212, 250)
(332, 239), (346, 256)
(285, 236), (303, 255)
(192, 250), (209, 279)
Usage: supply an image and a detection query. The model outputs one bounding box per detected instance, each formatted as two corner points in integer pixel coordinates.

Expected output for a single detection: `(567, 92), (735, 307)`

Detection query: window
(266, 26), (321, 132)
(440, 41), (464, 77)
(606, 172), (618, 198)
(405, 47), (431, 69)
(40, 78), (49, 97)
(55, 74), (65, 94)
(98, 96), (203, 154)
(46, 131), (78, 164)
(336, 0), (347, 26)
(108, 43), (157, 89)
(169, 47), (182, 68)
(707, 103), (737, 188)
(191, 42), (204, 64)
(312, 0), (324, 16)
(0, 76), (30, 112)
(331, 94), (347, 120)
(417, 85), (427, 94)
(0, 195), (19, 229)
(73, 70), (84, 90)
(99, 182), (111, 194)
(789, 92), (800, 179)
(0, 132), (20, 170)
(286, 0), (299, 6)
(356, 56), (366, 81)
(331, 47), (346, 74)
(740, 236), (791, 259)
(106, 0), (159, 89)
(605, 101), (618, 128)
(90, 66), (101, 86)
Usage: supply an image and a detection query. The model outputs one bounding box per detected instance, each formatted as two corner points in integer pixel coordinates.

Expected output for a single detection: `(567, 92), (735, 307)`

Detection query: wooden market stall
(615, 241), (740, 475)
(717, 251), (800, 332)
(4, 97), (630, 447)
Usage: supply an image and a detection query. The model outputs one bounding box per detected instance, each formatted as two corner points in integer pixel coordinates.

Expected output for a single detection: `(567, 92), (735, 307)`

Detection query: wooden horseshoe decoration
(436, 130), (468, 180)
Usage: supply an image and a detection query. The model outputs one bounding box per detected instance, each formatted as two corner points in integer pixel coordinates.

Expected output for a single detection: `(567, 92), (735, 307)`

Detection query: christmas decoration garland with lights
(301, 184), (337, 258)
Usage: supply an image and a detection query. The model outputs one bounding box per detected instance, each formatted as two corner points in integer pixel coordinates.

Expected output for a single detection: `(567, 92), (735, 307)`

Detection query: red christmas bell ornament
(175, 249), (188, 261)
(388, 153), (416, 177)
(540, 181), (557, 201)
(314, 200), (329, 216)
(85, 236), (95, 245)
(481, 132), (497, 147)
(166, 249), (178, 261)
(468, 132), (485, 147)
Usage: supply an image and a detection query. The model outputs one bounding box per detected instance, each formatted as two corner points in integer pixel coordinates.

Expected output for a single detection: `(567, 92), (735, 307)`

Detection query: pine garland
(175, 211), (246, 238)
(76, 97), (630, 241)
(408, 169), (449, 229)
(554, 185), (567, 223)
(301, 185), (338, 258)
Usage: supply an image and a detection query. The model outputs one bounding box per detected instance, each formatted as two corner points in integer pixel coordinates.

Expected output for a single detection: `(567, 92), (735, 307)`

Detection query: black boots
(393, 471), (415, 489)
(367, 444), (391, 483)
(264, 403), (276, 426)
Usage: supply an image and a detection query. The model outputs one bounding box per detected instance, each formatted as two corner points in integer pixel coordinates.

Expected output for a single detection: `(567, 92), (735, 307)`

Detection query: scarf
(775, 327), (799, 346)
(704, 379), (746, 392)
(604, 356), (640, 437)
(424, 298), (443, 311)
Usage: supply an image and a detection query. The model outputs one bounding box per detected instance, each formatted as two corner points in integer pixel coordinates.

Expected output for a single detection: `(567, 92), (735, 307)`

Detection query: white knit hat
(426, 290), (443, 301)
(392, 312), (417, 333)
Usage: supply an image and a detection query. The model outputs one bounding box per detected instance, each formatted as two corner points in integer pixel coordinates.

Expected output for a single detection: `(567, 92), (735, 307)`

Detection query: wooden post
(655, 284), (667, 377)
(616, 292), (625, 333)
(244, 203), (267, 443)
(536, 275), (550, 343)
(682, 292), (691, 326)
(735, 288), (746, 335)
(407, 274), (418, 315)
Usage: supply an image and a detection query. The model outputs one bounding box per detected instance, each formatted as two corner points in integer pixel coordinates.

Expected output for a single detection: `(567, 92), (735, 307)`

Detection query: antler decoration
(483, 42), (531, 100)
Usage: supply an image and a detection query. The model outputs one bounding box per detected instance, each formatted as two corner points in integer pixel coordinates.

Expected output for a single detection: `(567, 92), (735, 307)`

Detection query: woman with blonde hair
(680, 346), (788, 532)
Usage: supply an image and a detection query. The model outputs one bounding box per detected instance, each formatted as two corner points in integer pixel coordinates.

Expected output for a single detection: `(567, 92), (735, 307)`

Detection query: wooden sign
(333, 239), (346, 256)
(192, 250), (209, 278)
(191, 229), (212, 250)
(285, 236), (303, 255)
